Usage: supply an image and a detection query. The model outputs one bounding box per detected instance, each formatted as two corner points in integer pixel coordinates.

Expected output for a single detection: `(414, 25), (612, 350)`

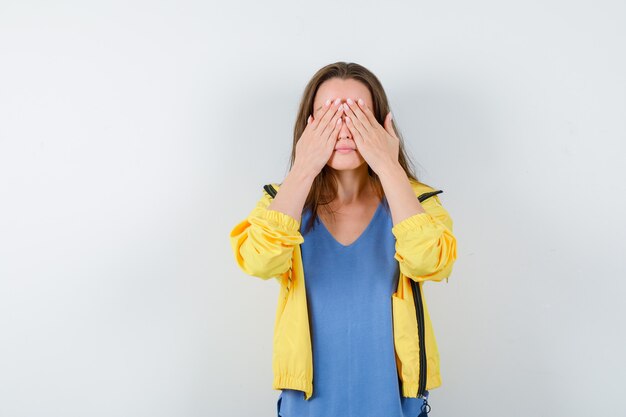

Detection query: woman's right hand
(294, 97), (344, 177)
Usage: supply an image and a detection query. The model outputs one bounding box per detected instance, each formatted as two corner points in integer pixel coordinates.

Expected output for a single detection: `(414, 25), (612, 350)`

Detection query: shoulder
(408, 178), (453, 229)
(408, 178), (439, 197)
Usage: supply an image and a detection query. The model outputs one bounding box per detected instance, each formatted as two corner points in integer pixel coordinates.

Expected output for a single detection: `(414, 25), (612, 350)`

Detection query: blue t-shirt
(277, 196), (429, 417)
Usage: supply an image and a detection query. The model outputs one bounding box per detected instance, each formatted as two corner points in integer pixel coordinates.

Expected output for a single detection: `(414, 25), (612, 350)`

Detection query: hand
(293, 97), (345, 177)
(342, 97), (399, 174)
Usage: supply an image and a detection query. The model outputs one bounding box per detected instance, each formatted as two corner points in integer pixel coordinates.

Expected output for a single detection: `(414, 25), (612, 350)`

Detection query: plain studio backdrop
(1, 1), (625, 416)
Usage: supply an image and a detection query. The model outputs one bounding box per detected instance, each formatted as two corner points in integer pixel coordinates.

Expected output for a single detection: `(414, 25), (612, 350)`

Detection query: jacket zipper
(418, 190), (443, 203)
(410, 279), (427, 397)
(264, 184), (277, 198)
(410, 190), (442, 398)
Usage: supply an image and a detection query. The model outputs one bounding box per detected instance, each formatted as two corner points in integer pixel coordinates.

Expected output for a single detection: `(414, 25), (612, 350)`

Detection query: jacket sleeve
(391, 194), (457, 283)
(229, 188), (304, 280)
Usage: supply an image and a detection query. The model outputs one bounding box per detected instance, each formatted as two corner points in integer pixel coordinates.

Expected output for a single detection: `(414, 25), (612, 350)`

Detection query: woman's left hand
(342, 98), (400, 174)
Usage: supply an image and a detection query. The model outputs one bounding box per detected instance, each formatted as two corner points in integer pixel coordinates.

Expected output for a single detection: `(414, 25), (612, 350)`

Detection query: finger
(313, 97), (340, 130)
(348, 117), (366, 155)
(352, 126), (365, 151)
(326, 116), (343, 145)
(321, 105), (344, 139)
(344, 98), (370, 134)
(383, 112), (396, 137)
(313, 102), (326, 121)
(344, 114), (364, 143)
(346, 98), (371, 132)
(318, 98), (343, 133)
(357, 98), (379, 128)
(314, 97), (338, 120)
(310, 99), (330, 128)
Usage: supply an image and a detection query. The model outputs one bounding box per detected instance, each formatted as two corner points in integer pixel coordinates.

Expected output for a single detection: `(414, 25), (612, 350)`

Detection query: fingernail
(325, 99), (331, 106)
(347, 98), (354, 105)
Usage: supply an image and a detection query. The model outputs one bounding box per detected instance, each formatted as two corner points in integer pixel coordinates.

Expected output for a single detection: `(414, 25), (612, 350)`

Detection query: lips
(335, 142), (355, 150)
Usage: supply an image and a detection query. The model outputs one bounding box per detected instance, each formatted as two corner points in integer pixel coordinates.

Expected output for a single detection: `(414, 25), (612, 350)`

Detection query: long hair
(287, 61), (422, 234)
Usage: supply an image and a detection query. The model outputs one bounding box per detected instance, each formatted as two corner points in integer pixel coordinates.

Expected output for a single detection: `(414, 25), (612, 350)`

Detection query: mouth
(334, 148), (355, 153)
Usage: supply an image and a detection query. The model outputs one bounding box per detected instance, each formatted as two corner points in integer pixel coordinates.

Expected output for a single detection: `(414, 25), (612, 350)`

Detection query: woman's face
(312, 78), (375, 172)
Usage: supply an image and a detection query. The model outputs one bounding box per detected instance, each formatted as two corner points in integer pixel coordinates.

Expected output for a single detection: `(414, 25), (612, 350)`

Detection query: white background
(1, 1), (625, 416)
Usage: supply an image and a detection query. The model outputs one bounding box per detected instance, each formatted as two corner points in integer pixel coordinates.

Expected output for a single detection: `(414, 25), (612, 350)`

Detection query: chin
(327, 156), (367, 171)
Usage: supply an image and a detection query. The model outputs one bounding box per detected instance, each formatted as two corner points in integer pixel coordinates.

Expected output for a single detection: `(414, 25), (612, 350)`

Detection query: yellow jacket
(229, 178), (457, 400)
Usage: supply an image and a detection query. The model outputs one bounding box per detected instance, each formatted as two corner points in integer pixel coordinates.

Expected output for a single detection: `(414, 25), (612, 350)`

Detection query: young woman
(229, 62), (458, 417)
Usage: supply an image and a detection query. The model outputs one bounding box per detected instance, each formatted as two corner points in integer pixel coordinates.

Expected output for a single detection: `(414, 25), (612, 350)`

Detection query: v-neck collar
(316, 199), (384, 249)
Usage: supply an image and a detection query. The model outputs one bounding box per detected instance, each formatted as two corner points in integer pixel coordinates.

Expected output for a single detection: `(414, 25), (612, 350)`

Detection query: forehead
(314, 78), (373, 108)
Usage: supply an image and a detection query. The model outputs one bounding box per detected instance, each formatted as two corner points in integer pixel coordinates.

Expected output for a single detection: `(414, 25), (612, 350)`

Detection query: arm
(228, 165), (315, 279)
(391, 194), (457, 283)
(377, 163), (457, 283)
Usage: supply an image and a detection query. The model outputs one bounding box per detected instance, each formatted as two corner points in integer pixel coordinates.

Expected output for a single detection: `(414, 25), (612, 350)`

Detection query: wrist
(289, 163), (317, 183)
(290, 163), (318, 184)
(376, 161), (405, 180)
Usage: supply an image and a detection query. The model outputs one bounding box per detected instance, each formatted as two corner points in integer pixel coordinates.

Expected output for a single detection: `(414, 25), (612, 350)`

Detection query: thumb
(384, 112), (395, 136)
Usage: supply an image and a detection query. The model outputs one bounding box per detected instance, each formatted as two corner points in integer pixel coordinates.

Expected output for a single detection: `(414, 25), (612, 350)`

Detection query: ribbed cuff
(273, 374), (313, 400)
(391, 212), (436, 237)
(261, 208), (301, 232)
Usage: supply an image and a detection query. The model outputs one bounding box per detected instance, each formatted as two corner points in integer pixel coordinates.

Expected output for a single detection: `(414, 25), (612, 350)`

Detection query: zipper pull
(417, 397), (431, 416)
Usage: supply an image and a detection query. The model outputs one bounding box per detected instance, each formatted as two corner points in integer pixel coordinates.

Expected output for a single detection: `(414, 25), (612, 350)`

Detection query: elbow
(401, 259), (456, 283)
(229, 221), (300, 280)
(237, 254), (292, 280)
(231, 240), (294, 280)
(396, 232), (457, 283)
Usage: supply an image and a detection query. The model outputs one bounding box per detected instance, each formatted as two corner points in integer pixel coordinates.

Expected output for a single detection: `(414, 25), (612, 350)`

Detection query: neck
(329, 165), (374, 206)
